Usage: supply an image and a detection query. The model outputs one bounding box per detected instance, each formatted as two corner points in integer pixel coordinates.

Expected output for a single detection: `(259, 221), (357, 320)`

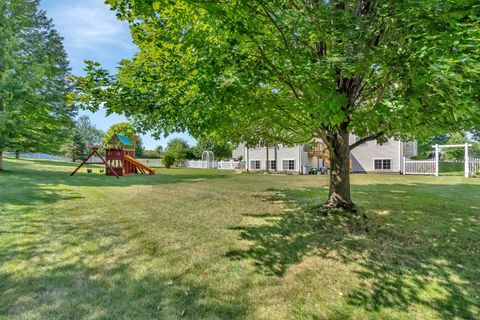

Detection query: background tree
(141, 149), (161, 159)
(155, 145), (164, 157)
(135, 138), (144, 158)
(75, 115), (104, 146)
(164, 138), (190, 167)
(469, 141), (480, 159)
(192, 137), (232, 160)
(443, 132), (467, 161)
(0, 0), (74, 170)
(63, 131), (86, 162)
(75, 1), (480, 210)
(472, 128), (480, 142)
(103, 122), (137, 146)
(416, 134), (449, 159)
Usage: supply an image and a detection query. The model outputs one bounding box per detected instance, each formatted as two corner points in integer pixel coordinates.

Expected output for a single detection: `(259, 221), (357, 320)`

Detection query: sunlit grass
(1, 158), (479, 319)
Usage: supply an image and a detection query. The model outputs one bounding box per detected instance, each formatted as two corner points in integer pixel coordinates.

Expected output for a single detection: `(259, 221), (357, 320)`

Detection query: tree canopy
(0, 0), (74, 169)
(103, 122), (138, 146)
(74, 0), (480, 209)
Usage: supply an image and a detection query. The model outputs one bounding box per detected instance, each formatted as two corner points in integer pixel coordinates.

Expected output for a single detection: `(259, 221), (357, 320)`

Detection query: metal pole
(465, 143), (469, 178)
(434, 144), (439, 177)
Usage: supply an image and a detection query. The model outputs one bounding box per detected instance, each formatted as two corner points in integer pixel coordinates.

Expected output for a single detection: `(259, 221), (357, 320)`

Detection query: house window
(374, 159), (392, 170)
(268, 160), (277, 170)
(250, 160), (261, 170)
(282, 159), (295, 171)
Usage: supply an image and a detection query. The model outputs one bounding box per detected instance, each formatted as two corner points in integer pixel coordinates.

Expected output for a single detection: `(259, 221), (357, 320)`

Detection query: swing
(86, 162), (93, 174)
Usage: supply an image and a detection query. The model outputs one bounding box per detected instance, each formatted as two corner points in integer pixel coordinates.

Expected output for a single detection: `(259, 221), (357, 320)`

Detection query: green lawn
(1, 159), (479, 320)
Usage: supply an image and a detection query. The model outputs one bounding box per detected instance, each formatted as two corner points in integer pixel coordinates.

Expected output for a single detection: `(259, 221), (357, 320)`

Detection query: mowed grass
(0, 159), (479, 320)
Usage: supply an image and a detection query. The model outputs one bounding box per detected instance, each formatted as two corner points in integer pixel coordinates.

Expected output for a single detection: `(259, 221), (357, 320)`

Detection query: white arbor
(201, 150), (215, 169)
(403, 143), (478, 178)
(433, 143), (472, 178)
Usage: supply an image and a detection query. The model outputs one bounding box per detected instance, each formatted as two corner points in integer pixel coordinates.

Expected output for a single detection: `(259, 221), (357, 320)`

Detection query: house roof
(114, 134), (133, 146)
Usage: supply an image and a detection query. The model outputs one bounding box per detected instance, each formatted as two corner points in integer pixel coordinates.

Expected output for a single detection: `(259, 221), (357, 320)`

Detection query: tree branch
(349, 132), (384, 150)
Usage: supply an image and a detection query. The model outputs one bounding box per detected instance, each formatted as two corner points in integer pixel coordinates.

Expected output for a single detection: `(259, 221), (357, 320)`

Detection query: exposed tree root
(321, 200), (369, 232)
(322, 200), (357, 214)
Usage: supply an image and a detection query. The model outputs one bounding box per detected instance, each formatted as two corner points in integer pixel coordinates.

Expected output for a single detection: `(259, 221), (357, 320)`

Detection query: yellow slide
(124, 155), (157, 175)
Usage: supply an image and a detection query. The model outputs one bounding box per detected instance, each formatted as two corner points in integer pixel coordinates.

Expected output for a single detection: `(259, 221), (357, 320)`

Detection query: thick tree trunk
(324, 128), (355, 212)
(0, 150), (3, 171)
(15, 151), (20, 159)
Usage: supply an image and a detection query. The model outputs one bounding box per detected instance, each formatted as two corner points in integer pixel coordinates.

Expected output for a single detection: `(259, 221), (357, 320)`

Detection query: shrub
(163, 154), (175, 168)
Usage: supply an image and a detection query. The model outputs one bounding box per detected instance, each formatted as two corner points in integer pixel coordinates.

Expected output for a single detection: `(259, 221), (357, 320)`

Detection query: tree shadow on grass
(226, 183), (480, 319)
(0, 210), (246, 319)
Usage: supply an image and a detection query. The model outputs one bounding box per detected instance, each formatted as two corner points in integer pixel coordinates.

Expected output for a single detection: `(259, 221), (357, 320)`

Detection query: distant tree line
(415, 132), (480, 160)
(62, 117), (234, 167)
(161, 137), (233, 168)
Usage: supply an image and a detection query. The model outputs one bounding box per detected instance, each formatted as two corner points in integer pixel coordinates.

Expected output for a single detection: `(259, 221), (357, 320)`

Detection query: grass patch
(1, 158), (479, 319)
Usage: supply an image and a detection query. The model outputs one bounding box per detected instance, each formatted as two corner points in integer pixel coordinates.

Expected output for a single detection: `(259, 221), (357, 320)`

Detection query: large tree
(0, 0), (74, 170)
(74, 1), (480, 210)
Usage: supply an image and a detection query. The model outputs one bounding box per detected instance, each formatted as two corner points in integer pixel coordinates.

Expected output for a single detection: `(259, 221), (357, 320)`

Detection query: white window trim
(282, 158), (296, 171)
(373, 158), (392, 171)
(249, 159), (262, 170)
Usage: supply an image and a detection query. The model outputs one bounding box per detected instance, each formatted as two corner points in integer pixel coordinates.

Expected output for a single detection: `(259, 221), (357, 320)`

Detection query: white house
(232, 135), (417, 174)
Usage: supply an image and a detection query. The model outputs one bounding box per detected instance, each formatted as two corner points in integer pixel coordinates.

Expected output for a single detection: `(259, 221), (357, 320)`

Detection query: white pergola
(433, 143), (472, 178)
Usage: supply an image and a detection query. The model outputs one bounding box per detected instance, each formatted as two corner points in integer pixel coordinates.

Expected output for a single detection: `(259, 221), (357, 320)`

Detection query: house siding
(232, 143), (245, 159)
(233, 137), (417, 174)
(244, 145), (301, 172)
(349, 136), (401, 173)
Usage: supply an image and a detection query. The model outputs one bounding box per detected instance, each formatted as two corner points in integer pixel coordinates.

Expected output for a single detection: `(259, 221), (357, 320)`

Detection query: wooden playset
(70, 133), (156, 178)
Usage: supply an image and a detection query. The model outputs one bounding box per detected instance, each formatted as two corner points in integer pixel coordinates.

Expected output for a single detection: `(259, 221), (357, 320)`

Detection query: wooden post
(70, 147), (120, 179)
(434, 144), (439, 177)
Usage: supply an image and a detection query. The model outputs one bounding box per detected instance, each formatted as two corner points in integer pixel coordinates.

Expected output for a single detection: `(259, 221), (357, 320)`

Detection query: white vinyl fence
(183, 160), (240, 170)
(404, 156), (480, 177)
(137, 159), (162, 167)
(403, 158), (437, 175)
(470, 159), (480, 176)
(4, 152), (70, 161)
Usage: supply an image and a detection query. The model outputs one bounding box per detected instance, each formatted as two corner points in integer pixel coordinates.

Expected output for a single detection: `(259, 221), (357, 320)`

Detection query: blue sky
(39, 0), (195, 150)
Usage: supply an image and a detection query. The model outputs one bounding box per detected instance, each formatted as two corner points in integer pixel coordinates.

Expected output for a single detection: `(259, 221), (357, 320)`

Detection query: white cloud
(40, 0), (137, 74)
(45, 0), (132, 50)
